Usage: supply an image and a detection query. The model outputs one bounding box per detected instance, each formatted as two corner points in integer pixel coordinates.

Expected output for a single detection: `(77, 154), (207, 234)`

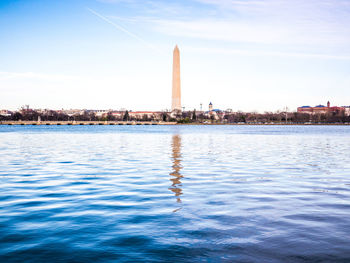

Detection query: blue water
(0, 125), (350, 262)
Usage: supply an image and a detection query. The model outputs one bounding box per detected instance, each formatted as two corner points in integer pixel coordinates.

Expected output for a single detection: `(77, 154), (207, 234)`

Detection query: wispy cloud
(185, 46), (350, 60)
(149, 17), (350, 47)
(101, 0), (350, 58)
(0, 71), (81, 81)
(87, 7), (166, 53)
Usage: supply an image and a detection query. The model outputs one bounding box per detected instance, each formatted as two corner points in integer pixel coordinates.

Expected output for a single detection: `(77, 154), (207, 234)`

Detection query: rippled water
(1, 125), (350, 262)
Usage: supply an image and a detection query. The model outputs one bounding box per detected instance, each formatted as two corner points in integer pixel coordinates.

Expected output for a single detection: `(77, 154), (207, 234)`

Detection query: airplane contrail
(87, 7), (162, 53)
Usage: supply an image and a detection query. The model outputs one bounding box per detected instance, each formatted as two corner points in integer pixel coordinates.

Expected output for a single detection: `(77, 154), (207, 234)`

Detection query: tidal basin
(0, 125), (350, 262)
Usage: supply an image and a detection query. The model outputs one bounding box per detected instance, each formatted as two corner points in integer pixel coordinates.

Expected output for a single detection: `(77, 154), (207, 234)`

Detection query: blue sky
(1, 0), (350, 112)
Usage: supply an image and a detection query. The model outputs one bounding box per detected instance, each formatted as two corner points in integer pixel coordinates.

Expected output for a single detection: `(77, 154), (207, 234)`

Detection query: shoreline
(0, 121), (349, 126)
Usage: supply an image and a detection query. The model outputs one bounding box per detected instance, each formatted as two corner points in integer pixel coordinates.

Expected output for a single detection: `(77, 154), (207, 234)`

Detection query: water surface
(0, 125), (350, 262)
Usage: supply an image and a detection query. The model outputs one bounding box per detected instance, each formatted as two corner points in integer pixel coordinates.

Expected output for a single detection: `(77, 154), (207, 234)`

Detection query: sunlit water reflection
(0, 125), (350, 262)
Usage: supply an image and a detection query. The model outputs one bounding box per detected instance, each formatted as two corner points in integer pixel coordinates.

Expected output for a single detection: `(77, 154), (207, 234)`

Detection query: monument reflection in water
(1, 126), (350, 262)
(169, 134), (183, 204)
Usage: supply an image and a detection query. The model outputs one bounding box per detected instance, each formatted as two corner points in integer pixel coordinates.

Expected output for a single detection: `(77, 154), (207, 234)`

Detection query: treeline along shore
(0, 121), (349, 126)
(1, 107), (350, 125)
(0, 120), (175, 125)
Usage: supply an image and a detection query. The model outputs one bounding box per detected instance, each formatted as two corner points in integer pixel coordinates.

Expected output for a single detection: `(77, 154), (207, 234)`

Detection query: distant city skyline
(1, 0), (350, 112)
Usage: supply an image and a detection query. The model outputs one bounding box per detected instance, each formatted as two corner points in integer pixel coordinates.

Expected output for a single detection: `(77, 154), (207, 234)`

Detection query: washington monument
(172, 45), (181, 112)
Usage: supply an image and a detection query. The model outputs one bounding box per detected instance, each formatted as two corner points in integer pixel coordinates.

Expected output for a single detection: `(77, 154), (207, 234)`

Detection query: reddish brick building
(297, 101), (345, 115)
